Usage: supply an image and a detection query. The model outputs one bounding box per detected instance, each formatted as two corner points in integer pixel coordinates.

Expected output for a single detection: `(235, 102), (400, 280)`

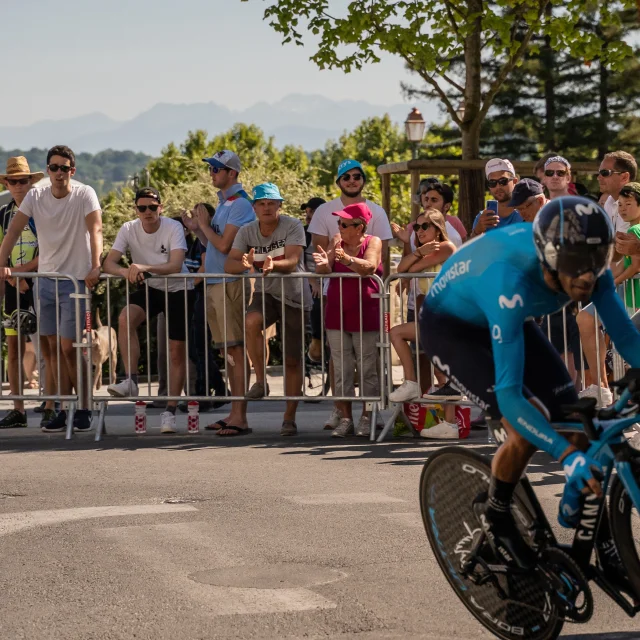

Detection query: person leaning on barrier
(182, 149), (255, 435)
(389, 209), (456, 412)
(415, 180), (466, 247)
(312, 202), (382, 438)
(0, 157), (42, 429)
(225, 182), (312, 437)
(0, 145), (103, 433)
(102, 187), (193, 434)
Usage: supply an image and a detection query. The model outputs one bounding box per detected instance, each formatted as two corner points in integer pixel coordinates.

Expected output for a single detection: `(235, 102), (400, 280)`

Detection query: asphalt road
(0, 399), (639, 639)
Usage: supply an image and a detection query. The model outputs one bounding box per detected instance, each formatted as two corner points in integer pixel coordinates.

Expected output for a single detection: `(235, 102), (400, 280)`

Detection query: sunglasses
(208, 165), (229, 174)
(136, 204), (160, 212)
(597, 169), (624, 177)
(544, 169), (568, 177)
(340, 173), (363, 182)
(487, 177), (512, 188)
(338, 221), (362, 229)
(48, 164), (72, 173)
(5, 178), (30, 186)
(413, 222), (433, 232)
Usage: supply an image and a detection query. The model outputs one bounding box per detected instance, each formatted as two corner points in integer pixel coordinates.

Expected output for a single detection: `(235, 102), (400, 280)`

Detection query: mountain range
(0, 94), (440, 155)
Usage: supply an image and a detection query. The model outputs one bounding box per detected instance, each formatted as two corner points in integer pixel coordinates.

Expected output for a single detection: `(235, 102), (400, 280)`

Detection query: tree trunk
(541, 3), (556, 150)
(598, 61), (609, 159)
(458, 125), (484, 232)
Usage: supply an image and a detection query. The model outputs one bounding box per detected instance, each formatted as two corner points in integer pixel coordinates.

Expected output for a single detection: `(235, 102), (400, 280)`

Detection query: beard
(340, 184), (365, 199)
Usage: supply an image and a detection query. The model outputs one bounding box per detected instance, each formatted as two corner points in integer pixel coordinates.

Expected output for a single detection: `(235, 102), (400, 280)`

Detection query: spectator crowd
(0, 143), (638, 440)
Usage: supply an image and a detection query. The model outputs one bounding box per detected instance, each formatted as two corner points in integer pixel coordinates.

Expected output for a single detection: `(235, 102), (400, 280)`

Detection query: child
(613, 182), (640, 312)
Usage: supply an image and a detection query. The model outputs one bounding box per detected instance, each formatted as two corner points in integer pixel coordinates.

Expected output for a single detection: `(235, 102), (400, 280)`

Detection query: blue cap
(252, 182), (284, 201)
(508, 178), (544, 207)
(336, 159), (364, 180)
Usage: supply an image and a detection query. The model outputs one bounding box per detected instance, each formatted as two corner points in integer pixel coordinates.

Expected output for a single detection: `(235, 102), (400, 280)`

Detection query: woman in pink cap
(313, 202), (382, 438)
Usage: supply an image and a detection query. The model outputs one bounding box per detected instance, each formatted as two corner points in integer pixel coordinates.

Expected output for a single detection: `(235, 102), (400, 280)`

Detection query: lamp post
(405, 107), (426, 159)
(456, 100), (466, 124)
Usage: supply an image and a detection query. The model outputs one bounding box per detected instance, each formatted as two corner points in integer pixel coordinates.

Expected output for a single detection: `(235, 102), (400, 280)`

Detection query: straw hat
(0, 156), (44, 185)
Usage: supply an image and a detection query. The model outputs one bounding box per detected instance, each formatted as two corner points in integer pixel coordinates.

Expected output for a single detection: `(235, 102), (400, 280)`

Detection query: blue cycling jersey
(424, 223), (640, 460)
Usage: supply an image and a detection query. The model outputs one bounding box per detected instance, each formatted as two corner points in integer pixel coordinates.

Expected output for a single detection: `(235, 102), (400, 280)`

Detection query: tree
(243, 0), (636, 229)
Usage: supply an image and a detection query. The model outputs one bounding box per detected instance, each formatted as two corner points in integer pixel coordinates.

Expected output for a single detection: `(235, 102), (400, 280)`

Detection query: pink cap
(332, 202), (372, 223)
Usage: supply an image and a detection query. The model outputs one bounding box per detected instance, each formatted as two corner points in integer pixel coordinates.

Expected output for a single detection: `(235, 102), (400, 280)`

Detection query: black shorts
(128, 287), (194, 342)
(420, 307), (579, 422)
(4, 282), (34, 316)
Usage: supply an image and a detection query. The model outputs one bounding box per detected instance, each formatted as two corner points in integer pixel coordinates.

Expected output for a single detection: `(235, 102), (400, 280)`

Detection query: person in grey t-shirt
(225, 183), (310, 437)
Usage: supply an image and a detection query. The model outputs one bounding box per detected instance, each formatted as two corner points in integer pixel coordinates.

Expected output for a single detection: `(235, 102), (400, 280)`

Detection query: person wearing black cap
(507, 178), (547, 223)
(301, 197), (326, 361)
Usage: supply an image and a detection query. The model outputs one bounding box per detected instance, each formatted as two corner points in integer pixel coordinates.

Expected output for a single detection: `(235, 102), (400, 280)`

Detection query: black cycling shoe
(473, 493), (536, 570)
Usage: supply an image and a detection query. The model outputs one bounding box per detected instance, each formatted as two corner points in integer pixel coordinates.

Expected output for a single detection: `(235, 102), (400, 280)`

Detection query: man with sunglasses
(470, 158), (522, 238)
(0, 157), (42, 429)
(0, 145), (103, 433)
(597, 150), (638, 234)
(542, 155), (572, 199)
(307, 159), (392, 430)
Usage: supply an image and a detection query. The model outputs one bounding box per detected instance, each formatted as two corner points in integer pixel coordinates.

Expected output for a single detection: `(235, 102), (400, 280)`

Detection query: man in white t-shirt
(308, 159), (393, 430)
(0, 145), (103, 434)
(597, 150), (637, 234)
(102, 188), (192, 434)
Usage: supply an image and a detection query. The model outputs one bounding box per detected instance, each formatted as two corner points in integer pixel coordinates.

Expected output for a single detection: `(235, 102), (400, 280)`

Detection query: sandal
(205, 419), (227, 431)
(217, 425), (252, 437)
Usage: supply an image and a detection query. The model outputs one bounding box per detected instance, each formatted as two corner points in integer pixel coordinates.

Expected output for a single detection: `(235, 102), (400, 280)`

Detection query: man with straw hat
(0, 157), (43, 429)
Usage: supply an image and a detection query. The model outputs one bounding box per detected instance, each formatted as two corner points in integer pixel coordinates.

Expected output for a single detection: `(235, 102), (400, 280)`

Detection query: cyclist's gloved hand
(563, 451), (604, 496)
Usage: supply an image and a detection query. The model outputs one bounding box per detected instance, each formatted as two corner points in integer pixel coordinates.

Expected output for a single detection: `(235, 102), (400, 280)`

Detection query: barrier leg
(94, 401), (107, 442)
(65, 402), (76, 440)
(369, 402), (379, 442)
(376, 402), (402, 443)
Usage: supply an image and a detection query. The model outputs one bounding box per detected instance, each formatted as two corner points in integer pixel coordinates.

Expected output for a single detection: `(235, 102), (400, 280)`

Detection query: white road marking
(287, 492), (406, 505)
(0, 504), (197, 537)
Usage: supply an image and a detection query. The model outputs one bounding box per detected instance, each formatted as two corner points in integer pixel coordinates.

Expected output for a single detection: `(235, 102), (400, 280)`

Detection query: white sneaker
(389, 380), (421, 403)
(420, 420), (459, 440)
(160, 411), (177, 434)
(107, 378), (139, 398)
(355, 415), (371, 437)
(332, 418), (355, 438)
(324, 408), (342, 430)
(579, 384), (613, 408)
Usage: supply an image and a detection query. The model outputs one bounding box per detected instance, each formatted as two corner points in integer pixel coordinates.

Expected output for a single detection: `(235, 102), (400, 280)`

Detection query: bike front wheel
(419, 447), (565, 640)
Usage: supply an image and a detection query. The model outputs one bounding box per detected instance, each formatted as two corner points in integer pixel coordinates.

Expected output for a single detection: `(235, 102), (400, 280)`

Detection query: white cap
(202, 150), (242, 173)
(485, 158), (515, 178)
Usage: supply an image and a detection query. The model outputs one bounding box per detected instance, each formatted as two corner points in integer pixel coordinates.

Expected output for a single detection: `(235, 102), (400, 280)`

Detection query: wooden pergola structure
(377, 158), (601, 222)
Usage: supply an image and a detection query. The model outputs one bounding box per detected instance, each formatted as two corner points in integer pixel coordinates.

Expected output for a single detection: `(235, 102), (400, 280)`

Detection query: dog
(84, 312), (118, 390)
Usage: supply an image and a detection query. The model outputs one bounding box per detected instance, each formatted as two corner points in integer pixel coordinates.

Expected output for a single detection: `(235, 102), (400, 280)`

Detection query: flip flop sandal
(205, 420), (227, 431)
(217, 425), (252, 437)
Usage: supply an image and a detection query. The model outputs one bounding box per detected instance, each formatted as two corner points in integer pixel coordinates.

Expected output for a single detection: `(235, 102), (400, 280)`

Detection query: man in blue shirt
(421, 196), (640, 571)
(470, 158), (523, 238)
(183, 150), (255, 436)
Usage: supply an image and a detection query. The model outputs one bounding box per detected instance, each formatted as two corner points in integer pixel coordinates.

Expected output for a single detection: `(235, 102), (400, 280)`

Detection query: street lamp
(456, 99), (466, 124)
(405, 107), (426, 159)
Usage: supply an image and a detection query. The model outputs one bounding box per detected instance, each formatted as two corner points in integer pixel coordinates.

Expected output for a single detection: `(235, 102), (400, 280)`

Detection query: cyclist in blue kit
(421, 195), (640, 570)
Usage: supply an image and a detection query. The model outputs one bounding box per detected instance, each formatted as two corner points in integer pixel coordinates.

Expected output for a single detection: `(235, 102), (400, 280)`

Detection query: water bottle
(134, 401), (147, 435)
(187, 401), (200, 434)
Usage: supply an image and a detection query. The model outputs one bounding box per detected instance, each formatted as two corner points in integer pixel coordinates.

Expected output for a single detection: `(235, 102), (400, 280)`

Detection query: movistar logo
(429, 260), (471, 296)
(432, 355), (450, 377)
(564, 455), (585, 476)
(498, 294), (524, 309)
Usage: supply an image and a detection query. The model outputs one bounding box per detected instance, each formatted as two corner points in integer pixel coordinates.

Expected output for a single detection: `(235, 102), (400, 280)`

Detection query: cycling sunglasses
(340, 173), (363, 182)
(545, 169), (568, 177)
(596, 169), (624, 177)
(48, 164), (72, 173)
(338, 220), (362, 229)
(5, 178), (30, 186)
(136, 204), (160, 213)
(413, 222), (433, 232)
(487, 177), (512, 188)
(557, 244), (611, 278)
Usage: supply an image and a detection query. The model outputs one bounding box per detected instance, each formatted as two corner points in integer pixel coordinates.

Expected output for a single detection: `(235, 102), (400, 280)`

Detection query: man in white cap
(470, 158), (522, 238)
(0, 157), (45, 429)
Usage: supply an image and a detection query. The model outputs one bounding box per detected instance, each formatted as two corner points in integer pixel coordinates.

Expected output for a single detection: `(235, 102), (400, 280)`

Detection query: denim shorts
(35, 278), (88, 340)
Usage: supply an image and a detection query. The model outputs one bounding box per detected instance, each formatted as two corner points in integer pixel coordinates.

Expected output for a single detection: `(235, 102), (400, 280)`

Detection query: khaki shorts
(206, 279), (252, 348)
(247, 293), (309, 359)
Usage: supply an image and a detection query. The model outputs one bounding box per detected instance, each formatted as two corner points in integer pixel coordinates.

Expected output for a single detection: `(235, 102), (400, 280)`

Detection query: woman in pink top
(313, 202), (382, 439)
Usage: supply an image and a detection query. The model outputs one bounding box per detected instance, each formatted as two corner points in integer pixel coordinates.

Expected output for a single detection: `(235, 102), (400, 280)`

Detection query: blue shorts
(35, 278), (88, 340)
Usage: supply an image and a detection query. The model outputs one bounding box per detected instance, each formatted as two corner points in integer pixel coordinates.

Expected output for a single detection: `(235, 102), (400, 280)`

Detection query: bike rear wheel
(419, 447), (564, 640)
(609, 453), (640, 600)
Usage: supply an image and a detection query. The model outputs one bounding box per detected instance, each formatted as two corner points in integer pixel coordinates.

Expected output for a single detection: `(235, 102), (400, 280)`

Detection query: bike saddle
(561, 397), (597, 419)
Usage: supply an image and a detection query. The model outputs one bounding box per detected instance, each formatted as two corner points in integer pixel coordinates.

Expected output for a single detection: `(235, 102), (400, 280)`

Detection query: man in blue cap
(507, 178), (547, 223)
(307, 159), (392, 430)
(226, 183), (312, 437)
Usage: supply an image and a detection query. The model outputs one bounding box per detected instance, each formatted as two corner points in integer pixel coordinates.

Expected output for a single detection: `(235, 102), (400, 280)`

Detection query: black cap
(135, 187), (161, 204)
(508, 178), (543, 208)
(300, 197), (326, 212)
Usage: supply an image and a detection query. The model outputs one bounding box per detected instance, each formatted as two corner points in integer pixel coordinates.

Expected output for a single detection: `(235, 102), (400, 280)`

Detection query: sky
(3, 0), (421, 126)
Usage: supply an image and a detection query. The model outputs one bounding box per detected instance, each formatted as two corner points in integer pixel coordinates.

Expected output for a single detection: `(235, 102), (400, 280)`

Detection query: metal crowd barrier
(92, 272), (385, 441)
(0, 273), (89, 439)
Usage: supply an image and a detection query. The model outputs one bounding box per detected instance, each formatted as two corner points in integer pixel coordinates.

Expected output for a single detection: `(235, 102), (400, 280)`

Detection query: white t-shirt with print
(605, 195), (629, 233)
(112, 217), (190, 292)
(307, 197), (393, 242)
(19, 184), (100, 279)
